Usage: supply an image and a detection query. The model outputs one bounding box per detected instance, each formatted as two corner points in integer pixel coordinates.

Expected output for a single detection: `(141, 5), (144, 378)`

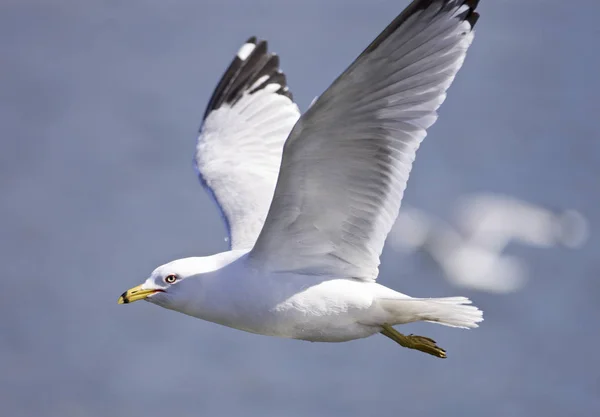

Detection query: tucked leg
(380, 323), (446, 359)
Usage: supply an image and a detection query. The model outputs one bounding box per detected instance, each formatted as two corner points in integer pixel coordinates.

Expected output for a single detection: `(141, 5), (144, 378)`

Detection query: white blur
(389, 193), (589, 294)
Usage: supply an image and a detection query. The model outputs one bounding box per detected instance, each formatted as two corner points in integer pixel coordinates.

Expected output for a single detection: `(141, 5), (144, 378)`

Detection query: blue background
(2, 1), (598, 416)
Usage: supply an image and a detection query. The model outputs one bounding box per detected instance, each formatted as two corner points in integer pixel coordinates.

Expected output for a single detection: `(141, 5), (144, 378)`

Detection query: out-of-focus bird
(391, 194), (589, 293)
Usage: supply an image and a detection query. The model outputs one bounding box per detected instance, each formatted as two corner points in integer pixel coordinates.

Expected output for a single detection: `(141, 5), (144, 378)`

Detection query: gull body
(141, 254), (473, 343)
(120, 0), (485, 358)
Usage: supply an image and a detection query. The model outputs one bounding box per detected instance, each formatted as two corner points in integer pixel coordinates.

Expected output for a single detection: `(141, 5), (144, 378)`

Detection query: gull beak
(118, 284), (162, 304)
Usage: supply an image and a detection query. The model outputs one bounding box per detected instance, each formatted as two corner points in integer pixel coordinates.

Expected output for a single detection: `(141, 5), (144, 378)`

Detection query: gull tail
(380, 296), (484, 329)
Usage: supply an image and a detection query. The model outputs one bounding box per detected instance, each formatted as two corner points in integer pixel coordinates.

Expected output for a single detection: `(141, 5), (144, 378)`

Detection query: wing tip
(467, 11), (480, 28)
(237, 37), (259, 60)
(466, 9), (479, 30)
(203, 37), (294, 121)
(360, 0), (481, 57)
(242, 39), (294, 101)
(460, 0), (481, 29)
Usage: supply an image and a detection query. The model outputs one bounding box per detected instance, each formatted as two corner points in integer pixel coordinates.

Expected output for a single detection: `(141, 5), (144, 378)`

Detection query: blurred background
(1, 0), (598, 416)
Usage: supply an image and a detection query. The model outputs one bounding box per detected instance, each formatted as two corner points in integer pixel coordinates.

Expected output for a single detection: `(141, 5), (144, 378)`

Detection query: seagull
(390, 195), (589, 293)
(393, 205), (529, 294)
(119, 0), (484, 358)
(454, 194), (589, 251)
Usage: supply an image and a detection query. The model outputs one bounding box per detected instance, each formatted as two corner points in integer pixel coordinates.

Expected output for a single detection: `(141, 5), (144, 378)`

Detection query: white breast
(179, 257), (390, 341)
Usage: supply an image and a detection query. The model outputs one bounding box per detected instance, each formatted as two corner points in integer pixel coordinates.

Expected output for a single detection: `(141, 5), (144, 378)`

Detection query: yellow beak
(117, 284), (162, 304)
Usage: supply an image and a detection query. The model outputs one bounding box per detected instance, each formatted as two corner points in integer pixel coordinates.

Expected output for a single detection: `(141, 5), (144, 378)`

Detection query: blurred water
(1, 1), (599, 416)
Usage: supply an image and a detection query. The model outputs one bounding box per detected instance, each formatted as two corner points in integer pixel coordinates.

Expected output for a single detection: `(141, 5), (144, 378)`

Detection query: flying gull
(119, 0), (484, 359)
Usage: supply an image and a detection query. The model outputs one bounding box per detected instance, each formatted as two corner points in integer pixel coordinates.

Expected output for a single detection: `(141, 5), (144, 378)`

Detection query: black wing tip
(202, 37), (293, 121)
(460, 0), (480, 28)
(465, 0), (480, 9)
(467, 11), (480, 28)
(361, 0), (481, 56)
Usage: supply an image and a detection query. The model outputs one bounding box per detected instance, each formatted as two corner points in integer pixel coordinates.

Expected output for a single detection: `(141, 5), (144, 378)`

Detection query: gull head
(117, 251), (246, 307)
(117, 257), (207, 306)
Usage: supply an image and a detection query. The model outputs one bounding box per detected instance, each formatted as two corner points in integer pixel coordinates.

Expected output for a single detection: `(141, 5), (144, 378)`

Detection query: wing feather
(196, 38), (301, 249)
(249, 0), (480, 280)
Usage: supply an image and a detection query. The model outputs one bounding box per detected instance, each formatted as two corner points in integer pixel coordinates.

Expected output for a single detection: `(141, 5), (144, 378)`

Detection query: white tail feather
(380, 296), (484, 329)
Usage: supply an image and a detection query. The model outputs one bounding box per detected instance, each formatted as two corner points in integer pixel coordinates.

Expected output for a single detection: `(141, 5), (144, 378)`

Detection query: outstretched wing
(196, 37), (301, 250)
(249, 0), (480, 280)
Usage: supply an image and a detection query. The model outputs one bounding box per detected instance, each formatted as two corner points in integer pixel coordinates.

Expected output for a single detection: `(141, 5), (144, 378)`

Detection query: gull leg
(380, 323), (447, 359)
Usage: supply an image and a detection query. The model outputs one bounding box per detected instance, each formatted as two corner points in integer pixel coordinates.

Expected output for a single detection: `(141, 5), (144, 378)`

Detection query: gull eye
(164, 274), (177, 284)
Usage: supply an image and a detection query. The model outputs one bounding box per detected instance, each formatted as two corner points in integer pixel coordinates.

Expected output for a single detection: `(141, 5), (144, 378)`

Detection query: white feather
(196, 82), (300, 250)
(250, 2), (476, 281)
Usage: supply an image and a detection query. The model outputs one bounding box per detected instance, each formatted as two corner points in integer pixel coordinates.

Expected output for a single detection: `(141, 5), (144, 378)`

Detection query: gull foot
(380, 323), (447, 359)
